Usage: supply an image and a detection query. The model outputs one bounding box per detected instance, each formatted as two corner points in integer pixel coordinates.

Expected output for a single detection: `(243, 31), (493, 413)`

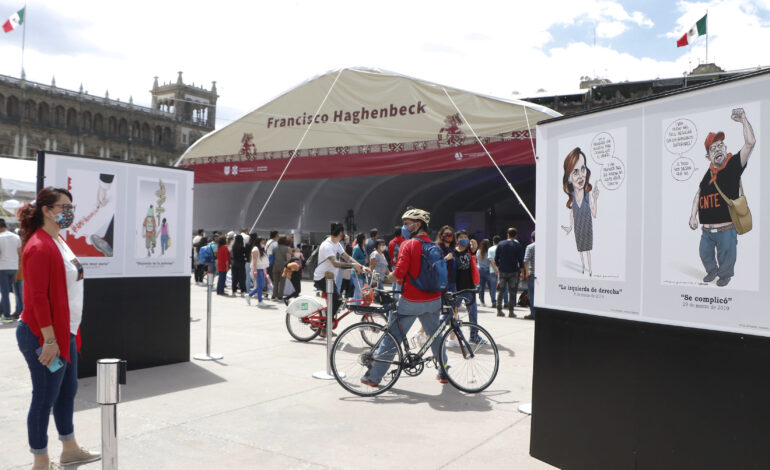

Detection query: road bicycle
(330, 288), (499, 396)
(285, 273), (392, 346)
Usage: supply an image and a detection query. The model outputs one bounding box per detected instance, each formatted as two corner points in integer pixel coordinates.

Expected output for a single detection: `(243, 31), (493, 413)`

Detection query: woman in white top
(16, 187), (100, 470)
(248, 237), (270, 307)
(368, 239), (390, 290)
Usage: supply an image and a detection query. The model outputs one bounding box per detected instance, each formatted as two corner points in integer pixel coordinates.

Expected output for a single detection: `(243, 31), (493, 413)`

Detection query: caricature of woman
(561, 147), (600, 275)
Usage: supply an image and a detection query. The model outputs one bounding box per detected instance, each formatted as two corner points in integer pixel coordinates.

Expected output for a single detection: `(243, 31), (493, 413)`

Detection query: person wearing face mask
(15, 187), (100, 470)
(436, 225), (457, 292)
(450, 230), (483, 342)
(248, 237), (270, 308)
(314, 223), (368, 334)
(368, 239), (390, 290)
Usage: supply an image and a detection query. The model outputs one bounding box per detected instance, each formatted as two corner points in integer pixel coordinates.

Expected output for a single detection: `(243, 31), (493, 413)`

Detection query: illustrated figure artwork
(688, 108), (755, 287)
(142, 205), (157, 257)
(90, 173), (115, 257)
(561, 147), (600, 276)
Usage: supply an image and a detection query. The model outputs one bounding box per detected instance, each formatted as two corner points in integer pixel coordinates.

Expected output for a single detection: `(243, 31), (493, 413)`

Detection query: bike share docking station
(97, 358), (127, 470)
(313, 272), (343, 380)
(194, 272), (224, 361)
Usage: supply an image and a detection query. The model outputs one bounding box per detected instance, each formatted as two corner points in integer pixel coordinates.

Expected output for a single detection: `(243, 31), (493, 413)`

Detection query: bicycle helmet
(401, 208), (430, 224)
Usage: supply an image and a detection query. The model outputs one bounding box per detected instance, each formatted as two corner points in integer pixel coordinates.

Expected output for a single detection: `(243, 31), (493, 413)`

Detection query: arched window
(108, 116), (117, 136)
(82, 111), (92, 131)
(38, 103), (50, 125)
(154, 125), (162, 145)
(6, 96), (20, 119)
(54, 106), (65, 128)
(0, 93), (5, 116)
(66, 108), (78, 130)
(163, 127), (172, 145)
(24, 99), (35, 121)
(132, 121), (141, 139)
(118, 118), (128, 138)
(94, 113), (104, 133)
(142, 123), (151, 142)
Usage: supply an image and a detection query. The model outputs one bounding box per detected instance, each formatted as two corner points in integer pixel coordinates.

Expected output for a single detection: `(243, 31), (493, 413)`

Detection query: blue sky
(1, 0), (769, 127)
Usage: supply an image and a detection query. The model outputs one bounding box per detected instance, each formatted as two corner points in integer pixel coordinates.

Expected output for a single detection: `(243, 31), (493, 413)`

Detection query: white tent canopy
(178, 67), (559, 237)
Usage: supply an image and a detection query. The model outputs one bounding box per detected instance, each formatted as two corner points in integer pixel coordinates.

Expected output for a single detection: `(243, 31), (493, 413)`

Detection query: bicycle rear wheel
(440, 322), (499, 393)
(360, 312), (387, 346)
(285, 312), (321, 342)
(331, 322), (402, 397)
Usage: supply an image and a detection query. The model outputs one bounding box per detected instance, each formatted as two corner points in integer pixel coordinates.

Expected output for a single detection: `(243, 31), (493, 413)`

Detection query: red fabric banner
(183, 139), (535, 184)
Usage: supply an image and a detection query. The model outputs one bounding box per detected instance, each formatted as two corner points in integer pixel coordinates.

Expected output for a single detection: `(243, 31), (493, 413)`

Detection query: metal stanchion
(97, 358), (126, 470)
(194, 271), (224, 361)
(313, 272), (336, 379)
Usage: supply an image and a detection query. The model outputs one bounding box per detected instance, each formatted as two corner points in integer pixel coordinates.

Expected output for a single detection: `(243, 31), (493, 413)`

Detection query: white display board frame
(40, 151), (194, 278)
(535, 71), (770, 338)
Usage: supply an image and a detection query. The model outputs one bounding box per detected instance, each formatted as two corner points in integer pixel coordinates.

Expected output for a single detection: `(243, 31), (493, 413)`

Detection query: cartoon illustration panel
(556, 127), (628, 281)
(134, 177), (178, 262)
(659, 103), (760, 292)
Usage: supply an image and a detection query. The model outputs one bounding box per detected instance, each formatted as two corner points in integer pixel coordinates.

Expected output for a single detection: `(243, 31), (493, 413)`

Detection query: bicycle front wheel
(360, 312), (387, 346)
(440, 322), (499, 393)
(285, 312), (321, 342)
(331, 322), (402, 397)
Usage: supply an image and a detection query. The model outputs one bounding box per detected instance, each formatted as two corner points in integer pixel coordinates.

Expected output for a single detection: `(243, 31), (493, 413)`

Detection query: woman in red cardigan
(16, 187), (100, 470)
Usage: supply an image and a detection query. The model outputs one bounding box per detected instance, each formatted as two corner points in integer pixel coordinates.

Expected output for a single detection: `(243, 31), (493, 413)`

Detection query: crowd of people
(190, 218), (537, 321)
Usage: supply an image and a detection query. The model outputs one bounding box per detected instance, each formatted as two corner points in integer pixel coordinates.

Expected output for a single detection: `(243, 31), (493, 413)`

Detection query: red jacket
(20, 228), (81, 363)
(392, 235), (442, 303)
(388, 235), (404, 265)
(217, 245), (230, 272)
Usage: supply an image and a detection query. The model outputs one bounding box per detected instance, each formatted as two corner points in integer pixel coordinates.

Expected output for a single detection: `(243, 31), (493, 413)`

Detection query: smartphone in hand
(36, 347), (64, 373)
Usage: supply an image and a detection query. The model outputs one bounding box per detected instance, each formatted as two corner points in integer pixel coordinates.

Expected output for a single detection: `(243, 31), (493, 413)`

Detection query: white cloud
(0, 0), (767, 128)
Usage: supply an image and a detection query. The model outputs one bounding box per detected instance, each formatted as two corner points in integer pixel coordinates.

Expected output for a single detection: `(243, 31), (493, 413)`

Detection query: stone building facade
(0, 71), (216, 165)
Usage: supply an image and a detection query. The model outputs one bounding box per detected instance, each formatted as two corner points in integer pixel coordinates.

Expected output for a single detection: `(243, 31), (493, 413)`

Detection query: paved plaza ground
(0, 279), (555, 470)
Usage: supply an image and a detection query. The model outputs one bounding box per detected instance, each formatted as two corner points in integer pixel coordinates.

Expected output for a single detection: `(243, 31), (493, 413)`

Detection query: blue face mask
(401, 224), (412, 239)
(458, 239), (470, 248)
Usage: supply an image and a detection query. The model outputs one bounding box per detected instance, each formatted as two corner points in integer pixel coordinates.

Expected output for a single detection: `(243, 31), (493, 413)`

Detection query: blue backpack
(199, 243), (216, 264)
(408, 239), (448, 292)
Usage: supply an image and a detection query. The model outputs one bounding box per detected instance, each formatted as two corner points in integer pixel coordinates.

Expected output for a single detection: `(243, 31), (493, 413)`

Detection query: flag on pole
(677, 14), (707, 47)
(3, 7), (24, 33)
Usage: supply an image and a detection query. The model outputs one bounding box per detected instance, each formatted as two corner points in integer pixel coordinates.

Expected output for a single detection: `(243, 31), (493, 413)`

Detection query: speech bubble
(671, 157), (696, 181)
(664, 118), (697, 155)
(600, 157), (625, 190)
(591, 132), (615, 164)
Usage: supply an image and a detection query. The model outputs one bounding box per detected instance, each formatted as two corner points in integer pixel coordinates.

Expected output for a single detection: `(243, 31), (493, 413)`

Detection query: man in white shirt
(314, 222), (368, 331)
(0, 218), (22, 321)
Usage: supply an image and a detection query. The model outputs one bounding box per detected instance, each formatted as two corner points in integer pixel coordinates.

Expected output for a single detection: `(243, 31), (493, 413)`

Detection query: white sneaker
(246, 296), (252, 306)
(257, 302), (268, 308)
(446, 338), (460, 347)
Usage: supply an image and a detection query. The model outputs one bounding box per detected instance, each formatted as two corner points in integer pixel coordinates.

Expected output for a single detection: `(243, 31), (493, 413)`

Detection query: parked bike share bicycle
(330, 287), (499, 396)
(285, 272), (390, 345)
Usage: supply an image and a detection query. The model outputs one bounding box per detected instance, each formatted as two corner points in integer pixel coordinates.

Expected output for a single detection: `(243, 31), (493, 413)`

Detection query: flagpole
(20, 3), (26, 78)
(705, 9), (708, 64)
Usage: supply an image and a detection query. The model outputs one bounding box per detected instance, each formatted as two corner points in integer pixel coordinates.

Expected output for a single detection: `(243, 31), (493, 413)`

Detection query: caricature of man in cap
(688, 108), (755, 287)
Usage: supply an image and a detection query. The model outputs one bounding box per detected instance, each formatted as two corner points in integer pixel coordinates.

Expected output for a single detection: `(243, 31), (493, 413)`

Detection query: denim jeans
(497, 272), (519, 311)
(527, 277), (536, 318)
(160, 234), (169, 254)
(478, 269), (496, 304)
(217, 270), (228, 294)
(490, 272), (508, 305)
(13, 278), (24, 314)
(17, 321), (77, 454)
(455, 291), (481, 340)
(244, 264), (253, 293)
(249, 268), (266, 302)
(0, 269), (16, 316)
(699, 228), (738, 280)
(364, 298), (445, 383)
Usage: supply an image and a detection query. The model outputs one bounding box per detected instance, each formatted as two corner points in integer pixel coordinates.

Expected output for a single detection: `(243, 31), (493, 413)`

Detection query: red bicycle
(285, 276), (394, 345)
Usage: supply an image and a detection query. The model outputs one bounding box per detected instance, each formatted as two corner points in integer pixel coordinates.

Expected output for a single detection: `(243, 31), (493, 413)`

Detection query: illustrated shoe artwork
(90, 234), (114, 257)
(60, 446), (101, 465)
(716, 277), (732, 287)
(703, 271), (718, 282)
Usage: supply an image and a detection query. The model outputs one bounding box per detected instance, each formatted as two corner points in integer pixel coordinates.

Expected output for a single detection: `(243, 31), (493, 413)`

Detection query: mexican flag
(677, 14), (707, 47)
(2, 7), (24, 33)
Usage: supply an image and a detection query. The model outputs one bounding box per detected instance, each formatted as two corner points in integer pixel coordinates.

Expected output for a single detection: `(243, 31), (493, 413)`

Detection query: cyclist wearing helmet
(361, 208), (450, 386)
